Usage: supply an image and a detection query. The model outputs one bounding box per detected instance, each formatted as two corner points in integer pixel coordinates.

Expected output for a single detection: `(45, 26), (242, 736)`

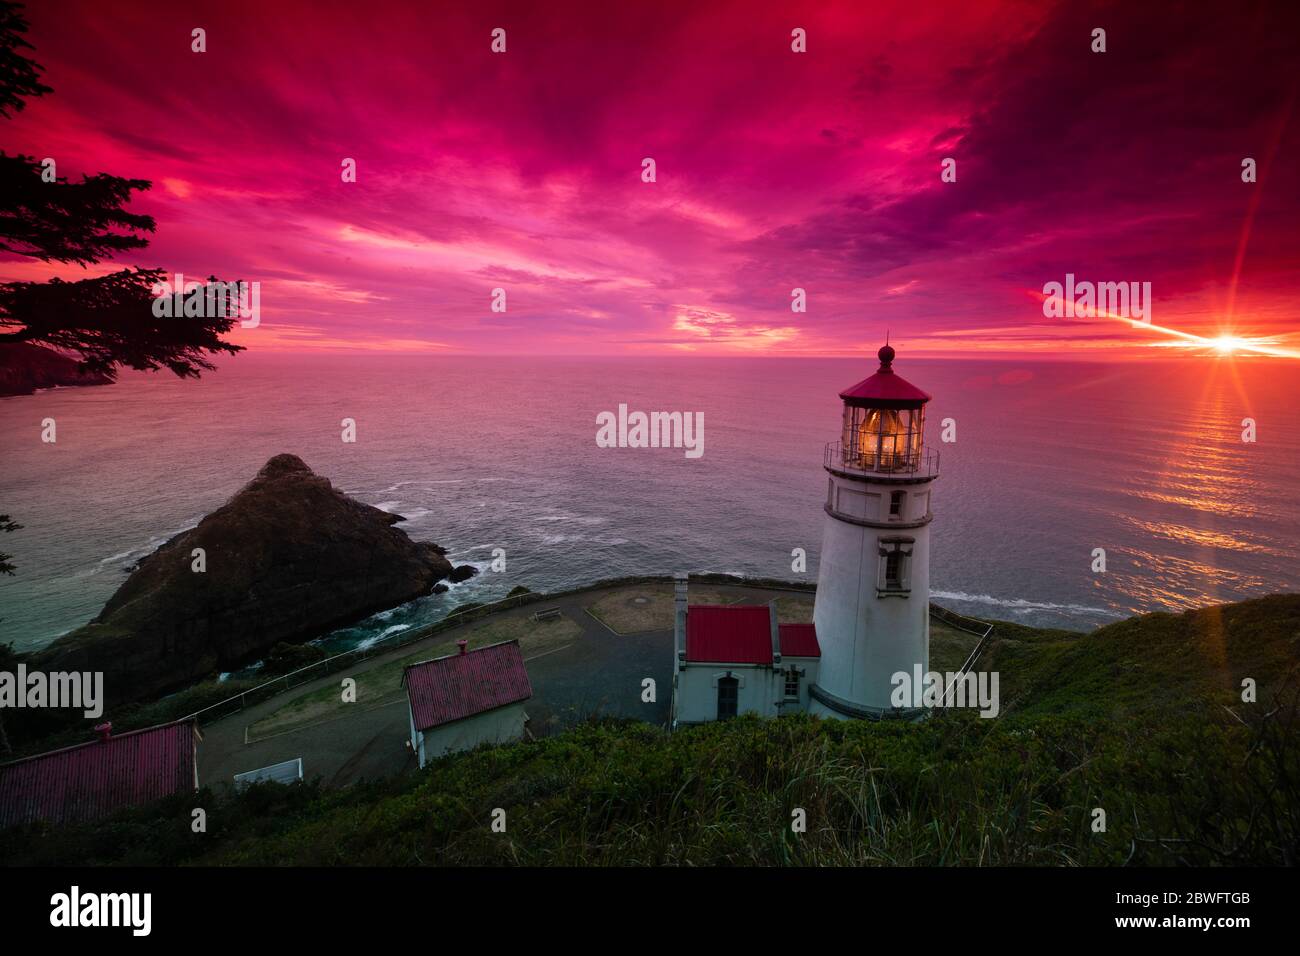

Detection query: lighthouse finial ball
(878, 343), (895, 370)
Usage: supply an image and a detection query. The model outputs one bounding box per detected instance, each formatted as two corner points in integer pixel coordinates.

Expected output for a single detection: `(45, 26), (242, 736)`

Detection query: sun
(1210, 334), (1249, 355)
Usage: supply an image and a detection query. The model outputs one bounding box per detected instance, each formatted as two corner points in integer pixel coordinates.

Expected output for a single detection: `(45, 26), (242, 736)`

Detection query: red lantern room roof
(839, 344), (931, 409)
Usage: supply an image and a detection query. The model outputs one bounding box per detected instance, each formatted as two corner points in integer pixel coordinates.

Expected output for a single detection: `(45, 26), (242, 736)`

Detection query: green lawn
(247, 613), (581, 739)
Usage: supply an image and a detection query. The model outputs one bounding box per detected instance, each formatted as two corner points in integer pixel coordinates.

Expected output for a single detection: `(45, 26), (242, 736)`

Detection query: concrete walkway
(197, 582), (806, 790)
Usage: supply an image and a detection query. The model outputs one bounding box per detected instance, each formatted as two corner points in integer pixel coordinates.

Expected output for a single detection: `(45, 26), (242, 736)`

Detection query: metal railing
(929, 605), (995, 708)
(178, 590), (548, 726)
(824, 441), (939, 478)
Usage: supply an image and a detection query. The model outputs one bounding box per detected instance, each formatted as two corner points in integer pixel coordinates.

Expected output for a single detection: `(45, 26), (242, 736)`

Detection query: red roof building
(778, 623), (821, 658)
(403, 639), (533, 732)
(673, 582), (822, 725)
(685, 606), (822, 664)
(403, 639), (533, 767)
(686, 605), (774, 664)
(0, 720), (200, 829)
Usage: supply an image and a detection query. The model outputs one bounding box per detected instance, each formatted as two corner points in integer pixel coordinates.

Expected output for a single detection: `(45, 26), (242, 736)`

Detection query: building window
(717, 676), (739, 720)
(885, 551), (903, 588)
(784, 670), (800, 699)
(889, 490), (905, 518)
(878, 537), (914, 595)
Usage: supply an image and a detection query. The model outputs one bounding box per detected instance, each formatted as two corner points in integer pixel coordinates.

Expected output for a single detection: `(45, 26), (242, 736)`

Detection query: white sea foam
(535, 513), (606, 525)
(97, 521), (200, 566)
(931, 590), (1122, 617)
(540, 533), (575, 545)
(356, 623), (411, 650)
(379, 479), (468, 493)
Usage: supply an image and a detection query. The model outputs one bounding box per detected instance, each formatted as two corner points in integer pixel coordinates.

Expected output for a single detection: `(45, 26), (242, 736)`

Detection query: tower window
(885, 551), (904, 588)
(889, 491), (905, 517)
(878, 538), (914, 595)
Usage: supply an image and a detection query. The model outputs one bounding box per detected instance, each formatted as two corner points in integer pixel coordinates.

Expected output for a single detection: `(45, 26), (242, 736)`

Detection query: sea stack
(33, 454), (455, 703)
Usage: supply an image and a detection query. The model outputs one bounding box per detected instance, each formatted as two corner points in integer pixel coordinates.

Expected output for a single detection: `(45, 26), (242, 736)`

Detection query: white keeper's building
(671, 344), (939, 724)
(403, 639), (533, 767)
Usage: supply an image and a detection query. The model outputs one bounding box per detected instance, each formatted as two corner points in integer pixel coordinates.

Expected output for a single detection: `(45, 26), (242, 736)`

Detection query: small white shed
(402, 639), (533, 768)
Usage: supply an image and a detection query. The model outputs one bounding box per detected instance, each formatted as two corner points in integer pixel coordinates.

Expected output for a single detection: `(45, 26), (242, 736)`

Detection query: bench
(531, 607), (563, 623)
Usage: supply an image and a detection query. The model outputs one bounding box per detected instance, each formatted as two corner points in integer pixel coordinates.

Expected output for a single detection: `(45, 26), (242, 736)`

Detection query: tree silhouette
(0, 513), (18, 576)
(0, 1), (243, 379)
(0, 152), (153, 263)
(0, 0), (49, 118)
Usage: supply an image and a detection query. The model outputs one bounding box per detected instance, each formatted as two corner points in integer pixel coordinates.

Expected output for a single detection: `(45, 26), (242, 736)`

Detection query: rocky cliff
(0, 343), (113, 397)
(33, 454), (458, 703)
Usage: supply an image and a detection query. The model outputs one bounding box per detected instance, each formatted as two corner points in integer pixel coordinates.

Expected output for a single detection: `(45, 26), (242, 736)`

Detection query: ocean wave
(534, 513), (606, 525)
(95, 517), (203, 567)
(99, 547), (145, 565)
(449, 544), (502, 554)
(931, 590), (1122, 617)
(539, 533), (578, 545)
(355, 623), (411, 650)
(378, 479), (466, 493)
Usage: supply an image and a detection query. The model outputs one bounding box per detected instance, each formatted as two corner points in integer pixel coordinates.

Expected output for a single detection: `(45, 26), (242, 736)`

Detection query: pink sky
(3, 0), (1299, 357)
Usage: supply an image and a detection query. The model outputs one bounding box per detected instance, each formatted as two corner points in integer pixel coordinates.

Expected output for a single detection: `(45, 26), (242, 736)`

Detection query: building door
(717, 676), (739, 720)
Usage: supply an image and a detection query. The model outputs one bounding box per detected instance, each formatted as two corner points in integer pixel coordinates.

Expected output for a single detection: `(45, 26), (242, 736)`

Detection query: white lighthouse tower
(809, 344), (938, 719)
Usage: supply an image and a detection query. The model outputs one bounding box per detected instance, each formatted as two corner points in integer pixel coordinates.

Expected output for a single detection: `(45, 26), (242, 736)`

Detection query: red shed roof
(686, 605), (772, 664)
(840, 345), (931, 409)
(403, 639), (533, 732)
(0, 720), (198, 829)
(779, 623), (821, 658)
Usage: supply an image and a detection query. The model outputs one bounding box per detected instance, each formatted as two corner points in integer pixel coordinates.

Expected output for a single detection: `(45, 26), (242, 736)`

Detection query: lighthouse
(808, 344), (938, 719)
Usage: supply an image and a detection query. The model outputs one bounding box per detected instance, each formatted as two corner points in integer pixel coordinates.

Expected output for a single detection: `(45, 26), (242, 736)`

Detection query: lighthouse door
(717, 676), (739, 720)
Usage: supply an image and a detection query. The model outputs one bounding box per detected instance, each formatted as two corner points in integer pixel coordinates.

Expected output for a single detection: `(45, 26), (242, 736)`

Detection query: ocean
(1, 354), (1297, 654)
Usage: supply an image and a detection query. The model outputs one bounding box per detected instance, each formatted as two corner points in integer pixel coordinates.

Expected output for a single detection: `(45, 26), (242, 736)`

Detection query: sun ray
(1030, 289), (1300, 359)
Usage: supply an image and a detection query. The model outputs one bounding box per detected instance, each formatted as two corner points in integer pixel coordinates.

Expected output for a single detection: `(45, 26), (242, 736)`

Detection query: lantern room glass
(841, 404), (925, 473)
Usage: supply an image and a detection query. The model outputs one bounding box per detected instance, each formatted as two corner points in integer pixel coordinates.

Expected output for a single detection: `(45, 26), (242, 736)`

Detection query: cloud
(6, 0), (1296, 356)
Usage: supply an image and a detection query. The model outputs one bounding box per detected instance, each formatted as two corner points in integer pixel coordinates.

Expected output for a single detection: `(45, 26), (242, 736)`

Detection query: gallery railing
(824, 441), (940, 478)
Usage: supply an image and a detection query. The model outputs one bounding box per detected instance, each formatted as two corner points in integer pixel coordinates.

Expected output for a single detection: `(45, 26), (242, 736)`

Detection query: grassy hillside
(985, 593), (1300, 719)
(3, 595), (1298, 866)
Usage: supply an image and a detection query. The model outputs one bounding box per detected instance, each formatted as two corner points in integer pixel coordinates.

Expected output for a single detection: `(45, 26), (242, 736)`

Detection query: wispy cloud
(6, 0), (1296, 357)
